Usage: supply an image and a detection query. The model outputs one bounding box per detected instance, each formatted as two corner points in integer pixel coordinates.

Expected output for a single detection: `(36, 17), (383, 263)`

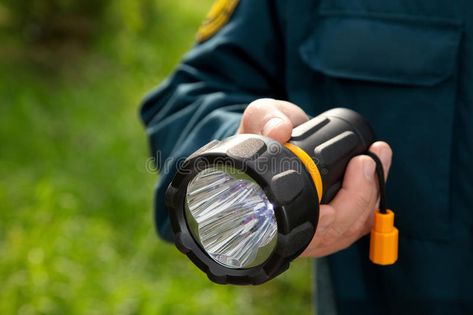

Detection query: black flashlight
(165, 108), (376, 285)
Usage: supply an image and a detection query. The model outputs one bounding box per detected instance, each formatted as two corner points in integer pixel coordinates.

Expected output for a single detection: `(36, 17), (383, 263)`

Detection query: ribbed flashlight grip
(289, 108), (375, 203)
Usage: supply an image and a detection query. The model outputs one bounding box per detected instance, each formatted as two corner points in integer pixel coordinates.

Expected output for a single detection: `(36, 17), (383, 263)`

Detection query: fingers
(237, 98), (309, 143)
(329, 155), (378, 236)
(329, 141), (393, 235)
(301, 204), (335, 257)
(301, 142), (393, 258)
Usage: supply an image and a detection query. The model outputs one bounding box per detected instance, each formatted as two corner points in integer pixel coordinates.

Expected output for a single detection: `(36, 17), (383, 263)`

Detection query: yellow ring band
(284, 143), (323, 202)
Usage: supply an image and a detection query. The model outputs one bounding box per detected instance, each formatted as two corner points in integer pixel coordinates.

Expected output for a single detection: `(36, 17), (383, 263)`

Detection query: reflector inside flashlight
(185, 167), (277, 269)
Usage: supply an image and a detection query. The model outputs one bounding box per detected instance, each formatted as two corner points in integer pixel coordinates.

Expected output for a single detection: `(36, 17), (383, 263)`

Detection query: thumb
(238, 98), (307, 143)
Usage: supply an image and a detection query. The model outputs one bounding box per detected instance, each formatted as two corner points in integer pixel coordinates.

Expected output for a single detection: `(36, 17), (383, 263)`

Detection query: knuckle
(354, 192), (373, 210)
(319, 226), (343, 247)
(246, 98), (271, 114)
(346, 223), (362, 237)
(346, 219), (367, 237)
(240, 113), (251, 131)
(348, 217), (373, 239)
(241, 105), (258, 130)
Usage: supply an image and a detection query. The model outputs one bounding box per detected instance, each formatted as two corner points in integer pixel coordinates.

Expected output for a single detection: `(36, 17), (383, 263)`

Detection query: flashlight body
(289, 108), (375, 203)
(166, 107), (376, 285)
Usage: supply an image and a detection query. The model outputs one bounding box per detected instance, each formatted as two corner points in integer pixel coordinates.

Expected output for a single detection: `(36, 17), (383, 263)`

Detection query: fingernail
(363, 158), (375, 181)
(262, 118), (284, 136)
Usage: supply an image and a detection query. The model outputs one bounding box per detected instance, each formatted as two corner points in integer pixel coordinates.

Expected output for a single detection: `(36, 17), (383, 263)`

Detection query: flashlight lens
(185, 167), (277, 269)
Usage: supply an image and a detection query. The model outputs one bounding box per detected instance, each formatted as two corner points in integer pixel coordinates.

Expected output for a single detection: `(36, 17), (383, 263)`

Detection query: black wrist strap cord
(365, 151), (387, 214)
(364, 151), (398, 265)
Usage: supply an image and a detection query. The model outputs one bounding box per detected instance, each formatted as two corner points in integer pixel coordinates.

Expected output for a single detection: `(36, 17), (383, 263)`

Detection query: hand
(237, 98), (393, 258)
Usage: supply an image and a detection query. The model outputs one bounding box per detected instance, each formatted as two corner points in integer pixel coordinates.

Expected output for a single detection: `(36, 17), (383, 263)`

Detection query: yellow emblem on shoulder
(196, 0), (240, 43)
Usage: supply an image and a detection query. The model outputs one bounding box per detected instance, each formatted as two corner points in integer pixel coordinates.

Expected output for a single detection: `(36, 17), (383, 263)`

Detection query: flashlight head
(166, 135), (319, 285)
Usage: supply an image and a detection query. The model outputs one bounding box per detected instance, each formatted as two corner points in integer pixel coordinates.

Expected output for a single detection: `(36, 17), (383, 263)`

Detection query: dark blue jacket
(141, 1), (473, 314)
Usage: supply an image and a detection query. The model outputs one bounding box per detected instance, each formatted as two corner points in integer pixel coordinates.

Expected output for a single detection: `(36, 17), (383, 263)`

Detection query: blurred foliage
(0, 0), (313, 314)
(2, 0), (104, 42)
(0, 0), (158, 43)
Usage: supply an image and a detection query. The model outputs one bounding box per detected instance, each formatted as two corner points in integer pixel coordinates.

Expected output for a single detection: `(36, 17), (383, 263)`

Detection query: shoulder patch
(196, 0), (240, 43)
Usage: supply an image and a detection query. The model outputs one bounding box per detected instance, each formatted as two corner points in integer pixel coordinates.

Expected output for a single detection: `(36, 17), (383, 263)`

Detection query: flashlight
(166, 108), (393, 285)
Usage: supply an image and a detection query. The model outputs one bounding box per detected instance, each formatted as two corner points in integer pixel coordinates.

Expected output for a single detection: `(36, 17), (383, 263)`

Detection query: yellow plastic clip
(369, 209), (398, 265)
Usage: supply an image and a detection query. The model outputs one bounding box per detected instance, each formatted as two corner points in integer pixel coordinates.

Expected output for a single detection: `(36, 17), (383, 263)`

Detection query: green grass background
(0, 1), (313, 314)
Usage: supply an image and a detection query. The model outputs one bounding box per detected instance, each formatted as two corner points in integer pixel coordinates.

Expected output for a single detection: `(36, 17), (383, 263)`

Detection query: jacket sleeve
(140, 0), (286, 241)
